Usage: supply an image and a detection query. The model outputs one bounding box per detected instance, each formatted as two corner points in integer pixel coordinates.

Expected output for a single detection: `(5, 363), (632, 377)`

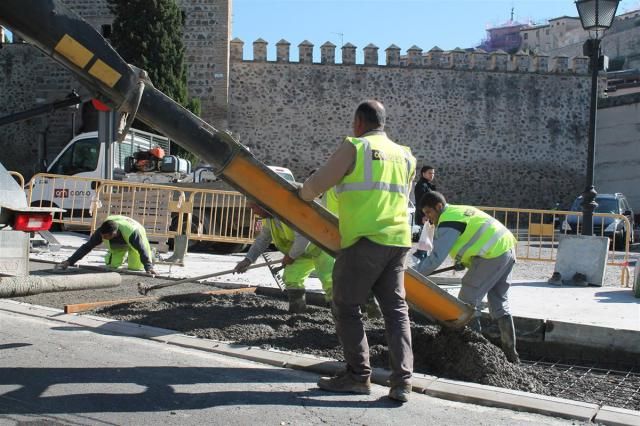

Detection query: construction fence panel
(93, 181), (187, 250)
(186, 189), (257, 244)
(9, 171), (24, 188)
(26, 173), (105, 230)
(479, 206), (632, 286)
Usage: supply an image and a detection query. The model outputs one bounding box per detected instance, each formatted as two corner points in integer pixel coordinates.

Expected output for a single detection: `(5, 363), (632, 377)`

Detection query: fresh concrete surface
(0, 300), (580, 425)
(30, 232), (640, 352)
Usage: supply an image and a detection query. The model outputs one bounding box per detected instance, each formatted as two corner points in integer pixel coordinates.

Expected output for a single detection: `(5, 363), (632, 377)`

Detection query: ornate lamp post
(575, 0), (620, 235)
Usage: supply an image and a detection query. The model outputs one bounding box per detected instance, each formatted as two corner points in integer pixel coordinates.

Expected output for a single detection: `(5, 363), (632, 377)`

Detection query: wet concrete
(98, 293), (543, 393)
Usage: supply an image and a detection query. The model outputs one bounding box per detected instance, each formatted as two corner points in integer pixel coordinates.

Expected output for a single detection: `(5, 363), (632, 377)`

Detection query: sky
(232, 0), (640, 61)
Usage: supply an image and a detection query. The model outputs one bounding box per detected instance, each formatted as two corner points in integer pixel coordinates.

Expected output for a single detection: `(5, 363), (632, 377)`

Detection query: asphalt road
(0, 302), (579, 425)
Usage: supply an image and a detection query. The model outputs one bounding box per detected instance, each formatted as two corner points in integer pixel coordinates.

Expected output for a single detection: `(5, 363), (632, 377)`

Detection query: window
(50, 137), (99, 175)
(524, 33), (528, 40)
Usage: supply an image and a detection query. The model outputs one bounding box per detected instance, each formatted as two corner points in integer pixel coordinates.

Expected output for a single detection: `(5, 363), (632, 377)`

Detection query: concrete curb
(2, 299), (639, 424)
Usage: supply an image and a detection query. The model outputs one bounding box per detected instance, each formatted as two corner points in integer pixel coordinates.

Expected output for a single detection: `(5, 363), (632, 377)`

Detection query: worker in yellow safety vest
(300, 100), (416, 403)
(414, 191), (519, 363)
(234, 197), (337, 313)
(57, 215), (156, 276)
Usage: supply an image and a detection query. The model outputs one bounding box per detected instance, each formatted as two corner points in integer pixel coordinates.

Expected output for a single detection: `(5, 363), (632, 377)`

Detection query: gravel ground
(13, 263), (640, 411)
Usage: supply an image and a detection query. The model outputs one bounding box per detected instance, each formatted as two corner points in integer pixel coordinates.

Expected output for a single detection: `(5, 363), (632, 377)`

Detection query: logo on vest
(371, 149), (406, 163)
(464, 209), (476, 217)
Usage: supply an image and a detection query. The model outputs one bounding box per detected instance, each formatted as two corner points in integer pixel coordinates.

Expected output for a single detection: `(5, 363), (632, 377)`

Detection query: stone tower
(60, 0), (232, 129)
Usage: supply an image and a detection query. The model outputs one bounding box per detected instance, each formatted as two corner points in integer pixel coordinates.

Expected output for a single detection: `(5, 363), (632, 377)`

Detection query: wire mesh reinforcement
(523, 359), (640, 410)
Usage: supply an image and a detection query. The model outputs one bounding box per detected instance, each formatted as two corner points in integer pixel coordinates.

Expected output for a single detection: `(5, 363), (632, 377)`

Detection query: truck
(28, 127), (294, 253)
(0, 1), (473, 326)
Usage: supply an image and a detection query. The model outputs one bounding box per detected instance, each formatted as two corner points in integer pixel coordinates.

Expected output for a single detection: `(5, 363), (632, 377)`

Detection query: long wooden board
(64, 287), (257, 314)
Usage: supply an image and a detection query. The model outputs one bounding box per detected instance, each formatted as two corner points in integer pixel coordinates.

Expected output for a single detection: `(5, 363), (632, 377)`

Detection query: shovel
(137, 260), (283, 295)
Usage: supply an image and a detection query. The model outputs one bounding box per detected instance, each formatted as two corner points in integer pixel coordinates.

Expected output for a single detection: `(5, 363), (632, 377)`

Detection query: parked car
(561, 193), (635, 249)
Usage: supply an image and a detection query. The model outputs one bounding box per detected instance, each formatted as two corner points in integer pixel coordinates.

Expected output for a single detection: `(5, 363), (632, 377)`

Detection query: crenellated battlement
(230, 38), (591, 75)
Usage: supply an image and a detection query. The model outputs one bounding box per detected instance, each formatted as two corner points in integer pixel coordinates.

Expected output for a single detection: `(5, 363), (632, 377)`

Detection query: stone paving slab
(423, 378), (599, 422)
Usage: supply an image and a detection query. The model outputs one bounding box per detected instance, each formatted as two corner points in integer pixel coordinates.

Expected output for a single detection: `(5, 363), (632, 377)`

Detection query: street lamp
(575, 0), (620, 236)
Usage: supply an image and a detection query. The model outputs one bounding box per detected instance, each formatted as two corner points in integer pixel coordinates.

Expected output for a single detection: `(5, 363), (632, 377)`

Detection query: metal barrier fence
(25, 173), (258, 250)
(186, 188), (257, 244)
(9, 171), (24, 188)
(93, 181), (187, 248)
(479, 206), (633, 286)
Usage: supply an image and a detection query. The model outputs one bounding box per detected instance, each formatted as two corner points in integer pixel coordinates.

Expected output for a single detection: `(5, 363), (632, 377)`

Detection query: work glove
(55, 261), (70, 270)
(234, 258), (252, 273)
(281, 254), (295, 266)
(146, 268), (157, 278)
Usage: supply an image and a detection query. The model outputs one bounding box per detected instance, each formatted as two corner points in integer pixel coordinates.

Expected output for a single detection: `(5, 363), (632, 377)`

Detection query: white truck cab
(29, 128), (172, 213)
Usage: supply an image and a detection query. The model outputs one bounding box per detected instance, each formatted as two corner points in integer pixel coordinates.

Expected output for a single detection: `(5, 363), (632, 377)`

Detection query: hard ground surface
(16, 262), (640, 412)
(0, 306), (580, 425)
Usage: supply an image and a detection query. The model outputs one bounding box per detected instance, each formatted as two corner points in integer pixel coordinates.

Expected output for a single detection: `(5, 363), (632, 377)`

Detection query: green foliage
(107, 0), (200, 157)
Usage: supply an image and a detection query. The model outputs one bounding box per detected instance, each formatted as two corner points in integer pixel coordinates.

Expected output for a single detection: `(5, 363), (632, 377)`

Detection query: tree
(107, 0), (200, 158)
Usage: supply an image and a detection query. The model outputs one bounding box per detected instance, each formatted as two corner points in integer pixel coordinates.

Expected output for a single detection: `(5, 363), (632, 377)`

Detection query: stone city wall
(228, 39), (593, 208)
(0, 44), (88, 177)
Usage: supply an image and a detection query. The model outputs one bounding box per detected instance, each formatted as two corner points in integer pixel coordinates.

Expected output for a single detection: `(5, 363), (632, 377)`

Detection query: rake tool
(137, 260), (282, 295)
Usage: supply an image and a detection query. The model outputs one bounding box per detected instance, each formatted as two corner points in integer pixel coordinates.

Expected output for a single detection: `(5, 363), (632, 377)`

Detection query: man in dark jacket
(414, 166), (436, 224)
(413, 166), (436, 259)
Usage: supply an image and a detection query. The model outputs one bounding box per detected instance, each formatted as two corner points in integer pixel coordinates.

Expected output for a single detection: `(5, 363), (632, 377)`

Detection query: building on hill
(478, 22), (531, 54)
(519, 9), (640, 70)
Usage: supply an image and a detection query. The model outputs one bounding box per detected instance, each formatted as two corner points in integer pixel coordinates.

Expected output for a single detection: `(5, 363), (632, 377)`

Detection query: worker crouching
(57, 215), (156, 277)
(234, 201), (335, 313)
(414, 191), (519, 363)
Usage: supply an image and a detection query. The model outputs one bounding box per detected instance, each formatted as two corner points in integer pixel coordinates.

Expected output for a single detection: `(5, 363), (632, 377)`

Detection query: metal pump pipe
(0, 273), (121, 298)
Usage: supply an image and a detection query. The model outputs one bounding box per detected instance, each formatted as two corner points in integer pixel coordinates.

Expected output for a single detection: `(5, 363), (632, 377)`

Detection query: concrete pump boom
(0, 0), (473, 327)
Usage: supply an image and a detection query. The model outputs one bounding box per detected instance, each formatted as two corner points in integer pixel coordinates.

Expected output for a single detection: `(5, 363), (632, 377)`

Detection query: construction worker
(414, 191), (519, 363)
(300, 100), (416, 403)
(57, 215), (157, 276)
(234, 200), (335, 313)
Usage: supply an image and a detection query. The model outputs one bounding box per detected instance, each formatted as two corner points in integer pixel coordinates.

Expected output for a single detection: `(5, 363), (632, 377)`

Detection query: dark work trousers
(458, 248), (516, 319)
(332, 237), (413, 387)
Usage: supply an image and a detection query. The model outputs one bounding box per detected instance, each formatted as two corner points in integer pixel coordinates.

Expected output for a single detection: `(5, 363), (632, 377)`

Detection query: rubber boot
(498, 314), (520, 364)
(468, 315), (482, 333)
(287, 289), (306, 314)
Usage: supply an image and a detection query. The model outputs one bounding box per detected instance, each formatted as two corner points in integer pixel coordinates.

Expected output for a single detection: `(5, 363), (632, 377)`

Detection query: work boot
(468, 315), (482, 333)
(318, 371), (371, 394)
(498, 314), (520, 364)
(287, 289), (306, 314)
(388, 383), (412, 403)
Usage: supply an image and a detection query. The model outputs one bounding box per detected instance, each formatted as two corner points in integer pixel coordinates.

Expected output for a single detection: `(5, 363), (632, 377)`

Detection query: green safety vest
(437, 205), (516, 267)
(324, 187), (339, 217)
(265, 217), (295, 254)
(104, 215), (150, 253)
(335, 134), (416, 249)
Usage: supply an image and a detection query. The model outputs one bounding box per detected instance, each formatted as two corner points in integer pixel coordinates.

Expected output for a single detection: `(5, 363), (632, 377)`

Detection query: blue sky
(232, 0), (640, 61)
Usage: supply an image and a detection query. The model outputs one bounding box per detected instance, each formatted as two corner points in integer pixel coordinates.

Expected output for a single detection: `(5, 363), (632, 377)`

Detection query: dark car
(560, 193), (635, 248)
